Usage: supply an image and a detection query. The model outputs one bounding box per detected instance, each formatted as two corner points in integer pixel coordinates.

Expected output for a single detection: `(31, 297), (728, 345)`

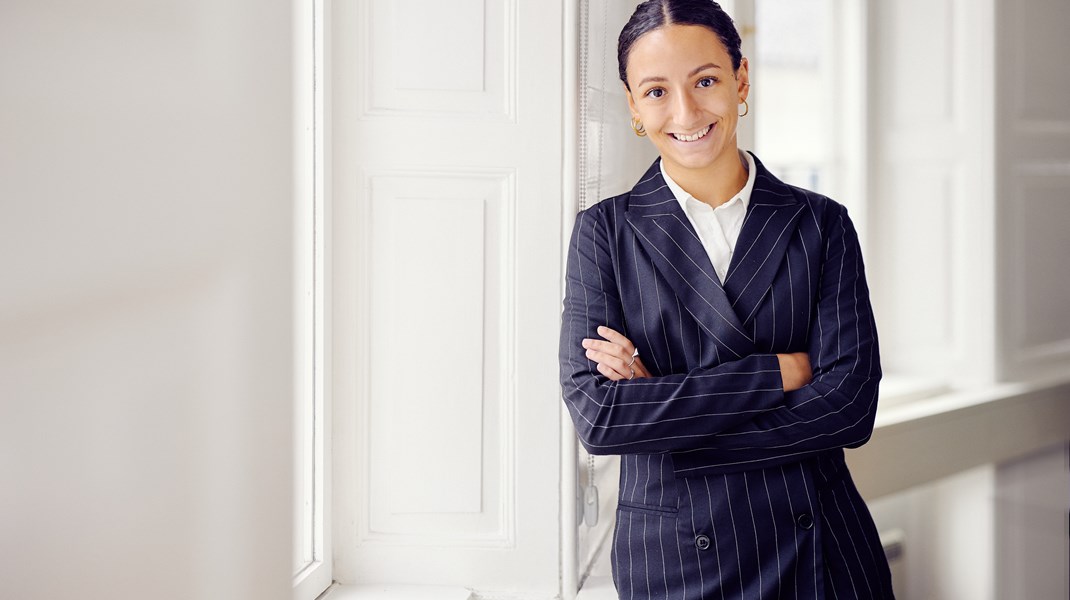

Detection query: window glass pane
(754, 0), (829, 192)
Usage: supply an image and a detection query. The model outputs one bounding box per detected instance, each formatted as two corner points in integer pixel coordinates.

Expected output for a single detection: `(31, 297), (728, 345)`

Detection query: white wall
(0, 2), (296, 598)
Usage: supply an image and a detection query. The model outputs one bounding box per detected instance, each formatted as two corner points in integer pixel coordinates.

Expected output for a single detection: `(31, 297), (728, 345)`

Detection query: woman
(559, 1), (894, 598)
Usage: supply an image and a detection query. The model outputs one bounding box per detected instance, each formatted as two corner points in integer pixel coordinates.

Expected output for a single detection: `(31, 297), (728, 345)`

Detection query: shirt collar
(660, 150), (757, 213)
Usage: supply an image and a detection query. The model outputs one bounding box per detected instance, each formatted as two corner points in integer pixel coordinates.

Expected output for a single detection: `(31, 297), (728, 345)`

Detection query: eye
(697, 76), (718, 88)
(644, 87), (666, 99)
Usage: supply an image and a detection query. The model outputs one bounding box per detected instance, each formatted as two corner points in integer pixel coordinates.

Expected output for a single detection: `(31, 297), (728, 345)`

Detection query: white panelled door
(331, 0), (564, 594)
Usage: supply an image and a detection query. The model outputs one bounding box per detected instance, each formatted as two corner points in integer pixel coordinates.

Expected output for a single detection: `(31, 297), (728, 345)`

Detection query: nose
(671, 89), (704, 129)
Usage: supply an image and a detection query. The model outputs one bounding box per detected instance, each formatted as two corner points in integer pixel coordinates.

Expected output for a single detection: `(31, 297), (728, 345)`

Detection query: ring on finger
(628, 367), (635, 380)
(627, 347), (639, 367)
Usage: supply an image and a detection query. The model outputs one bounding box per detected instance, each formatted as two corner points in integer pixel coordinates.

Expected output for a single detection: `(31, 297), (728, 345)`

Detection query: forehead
(626, 24), (730, 78)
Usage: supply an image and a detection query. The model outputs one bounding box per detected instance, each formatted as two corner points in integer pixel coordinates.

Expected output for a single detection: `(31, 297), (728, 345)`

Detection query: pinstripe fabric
(561, 155), (893, 598)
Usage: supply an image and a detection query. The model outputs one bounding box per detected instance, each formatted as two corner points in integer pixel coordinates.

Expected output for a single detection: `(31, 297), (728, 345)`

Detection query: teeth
(673, 125), (711, 142)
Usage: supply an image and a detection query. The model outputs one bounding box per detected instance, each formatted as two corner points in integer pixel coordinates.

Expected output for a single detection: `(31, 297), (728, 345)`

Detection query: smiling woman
(623, 25), (749, 204)
(559, 1), (895, 598)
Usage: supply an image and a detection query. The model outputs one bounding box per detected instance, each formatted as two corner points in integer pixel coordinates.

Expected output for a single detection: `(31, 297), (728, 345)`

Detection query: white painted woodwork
(996, 0), (1070, 380)
(331, 0), (563, 593)
(844, 379), (1070, 599)
(995, 445), (1070, 599)
(366, 170), (513, 540)
(866, 0), (997, 387)
(561, 4), (581, 597)
(868, 465), (997, 600)
(294, 1), (332, 597)
(322, 584), (473, 600)
(848, 378), (1070, 500)
(0, 1), (295, 599)
(364, 0), (514, 119)
(858, 442), (1070, 600)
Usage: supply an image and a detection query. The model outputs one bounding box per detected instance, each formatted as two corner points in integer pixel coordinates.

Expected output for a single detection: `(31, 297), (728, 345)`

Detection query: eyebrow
(635, 63), (723, 88)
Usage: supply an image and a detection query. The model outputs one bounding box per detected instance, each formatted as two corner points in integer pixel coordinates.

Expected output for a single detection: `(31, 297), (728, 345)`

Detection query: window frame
(294, 0), (332, 598)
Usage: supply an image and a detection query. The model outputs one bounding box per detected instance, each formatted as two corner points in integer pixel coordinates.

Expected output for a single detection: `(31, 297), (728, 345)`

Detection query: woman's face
(625, 24), (749, 177)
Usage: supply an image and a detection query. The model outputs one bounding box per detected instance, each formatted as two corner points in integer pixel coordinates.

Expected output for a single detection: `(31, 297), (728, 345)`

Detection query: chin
(656, 141), (729, 172)
(665, 152), (720, 172)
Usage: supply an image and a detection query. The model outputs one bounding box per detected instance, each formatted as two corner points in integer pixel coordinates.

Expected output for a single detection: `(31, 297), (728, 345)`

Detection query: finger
(633, 357), (650, 376)
(596, 326), (636, 354)
(582, 338), (629, 361)
(585, 348), (631, 377)
(586, 346), (624, 370)
(596, 361), (625, 381)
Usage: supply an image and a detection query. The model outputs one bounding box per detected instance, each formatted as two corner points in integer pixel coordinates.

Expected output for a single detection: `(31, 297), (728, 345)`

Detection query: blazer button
(797, 513), (814, 530)
(695, 535), (711, 550)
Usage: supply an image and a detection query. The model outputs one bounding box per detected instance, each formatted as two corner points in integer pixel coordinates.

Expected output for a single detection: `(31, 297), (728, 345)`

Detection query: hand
(777, 352), (812, 392)
(581, 326), (651, 381)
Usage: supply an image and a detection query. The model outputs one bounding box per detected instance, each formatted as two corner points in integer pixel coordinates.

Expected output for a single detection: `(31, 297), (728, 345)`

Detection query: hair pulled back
(617, 0), (743, 89)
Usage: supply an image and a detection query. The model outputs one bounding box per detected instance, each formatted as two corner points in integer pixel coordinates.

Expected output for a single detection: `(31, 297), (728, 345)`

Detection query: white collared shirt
(660, 150), (757, 284)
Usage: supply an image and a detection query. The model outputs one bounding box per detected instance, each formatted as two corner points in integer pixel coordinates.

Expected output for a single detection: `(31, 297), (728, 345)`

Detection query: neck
(664, 147), (748, 208)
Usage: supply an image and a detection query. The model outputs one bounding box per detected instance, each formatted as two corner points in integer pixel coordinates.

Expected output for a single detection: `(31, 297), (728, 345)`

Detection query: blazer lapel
(624, 160), (755, 360)
(723, 156), (806, 325)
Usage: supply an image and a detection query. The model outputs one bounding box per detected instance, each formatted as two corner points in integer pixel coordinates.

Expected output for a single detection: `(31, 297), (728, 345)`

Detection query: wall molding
(354, 167), (519, 550)
(359, 0), (518, 121)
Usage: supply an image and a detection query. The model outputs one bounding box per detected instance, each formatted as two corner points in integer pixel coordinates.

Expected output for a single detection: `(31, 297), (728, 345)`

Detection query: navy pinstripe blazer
(560, 154), (894, 599)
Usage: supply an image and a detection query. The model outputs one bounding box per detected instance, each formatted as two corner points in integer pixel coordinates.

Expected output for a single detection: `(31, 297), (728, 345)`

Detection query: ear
(624, 83), (640, 120)
(737, 57), (751, 102)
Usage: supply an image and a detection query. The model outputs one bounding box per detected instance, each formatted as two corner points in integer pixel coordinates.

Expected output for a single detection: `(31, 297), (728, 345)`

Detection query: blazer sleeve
(559, 205), (786, 456)
(689, 203), (882, 461)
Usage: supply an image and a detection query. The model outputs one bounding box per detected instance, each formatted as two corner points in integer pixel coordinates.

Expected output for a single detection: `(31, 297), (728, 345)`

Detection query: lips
(670, 124), (712, 142)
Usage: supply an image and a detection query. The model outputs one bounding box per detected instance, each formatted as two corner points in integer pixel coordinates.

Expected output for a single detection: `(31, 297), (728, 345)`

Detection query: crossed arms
(559, 202), (881, 464)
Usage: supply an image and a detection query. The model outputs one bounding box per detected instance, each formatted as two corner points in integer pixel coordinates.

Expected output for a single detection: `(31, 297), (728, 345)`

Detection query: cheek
(711, 96), (737, 117)
(636, 108), (666, 131)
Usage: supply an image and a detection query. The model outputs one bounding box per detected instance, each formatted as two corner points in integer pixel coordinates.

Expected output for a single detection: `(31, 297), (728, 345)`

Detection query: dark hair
(617, 0), (743, 89)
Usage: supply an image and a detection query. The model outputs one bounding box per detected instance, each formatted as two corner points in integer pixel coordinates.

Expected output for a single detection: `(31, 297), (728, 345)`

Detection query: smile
(670, 125), (712, 142)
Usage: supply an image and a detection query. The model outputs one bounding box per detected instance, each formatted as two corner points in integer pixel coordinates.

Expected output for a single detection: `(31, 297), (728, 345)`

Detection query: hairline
(619, 1), (743, 90)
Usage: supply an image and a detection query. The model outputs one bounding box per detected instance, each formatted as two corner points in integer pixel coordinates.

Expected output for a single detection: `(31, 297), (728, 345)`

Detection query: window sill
(876, 374), (949, 409)
(320, 584), (473, 600)
(847, 375), (1070, 499)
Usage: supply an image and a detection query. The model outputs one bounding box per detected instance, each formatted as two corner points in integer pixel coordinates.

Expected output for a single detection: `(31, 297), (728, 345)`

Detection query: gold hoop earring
(631, 117), (647, 137)
(738, 99), (749, 118)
